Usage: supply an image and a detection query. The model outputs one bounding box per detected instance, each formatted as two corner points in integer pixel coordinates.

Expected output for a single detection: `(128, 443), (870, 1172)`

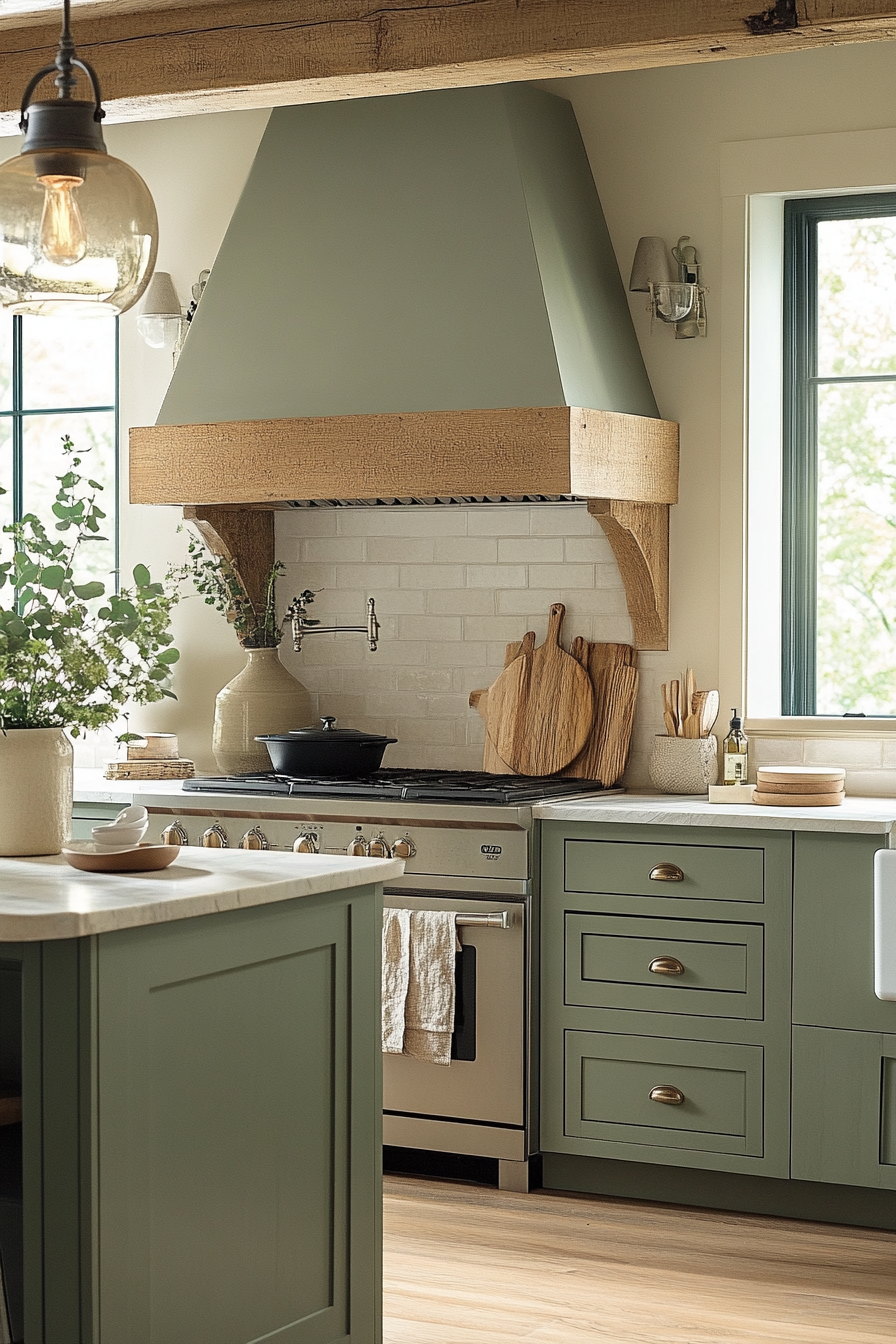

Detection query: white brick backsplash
(564, 535), (614, 562)
(277, 510), (337, 538)
(276, 503), (632, 767)
(529, 564), (593, 589)
(497, 536), (564, 563)
(366, 537), (434, 564)
(425, 640), (492, 667)
(427, 589), (495, 615)
(337, 509), (466, 537)
(400, 564), (466, 589)
(299, 537), (366, 563)
(844, 768), (896, 796)
(803, 738), (883, 767)
(881, 738), (896, 767)
(751, 738), (805, 768)
(397, 668), (454, 692)
(530, 504), (594, 535)
(335, 563), (400, 589)
(467, 564), (528, 588)
(467, 508), (530, 536)
(495, 589), (565, 615)
(398, 615), (464, 641)
(433, 537), (498, 564)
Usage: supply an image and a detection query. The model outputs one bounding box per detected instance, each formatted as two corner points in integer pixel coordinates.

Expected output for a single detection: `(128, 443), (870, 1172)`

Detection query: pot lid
(257, 717), (398, 745)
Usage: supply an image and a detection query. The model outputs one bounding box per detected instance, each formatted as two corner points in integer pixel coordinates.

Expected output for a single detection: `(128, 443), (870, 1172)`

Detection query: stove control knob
(368, 832), (392, 859)
(239, 826), (269, 851)
(160, 821), (188, 846)
(294, 833), (319, 854)
(392, 834), (416, 861)
(200, 824), (229, 848)
(347, 828), (369, 857)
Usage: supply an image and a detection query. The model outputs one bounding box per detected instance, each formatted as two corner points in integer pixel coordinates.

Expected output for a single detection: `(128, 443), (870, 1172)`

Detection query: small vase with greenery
(0, 436), (181, 855)
(180, 533), (313, 773)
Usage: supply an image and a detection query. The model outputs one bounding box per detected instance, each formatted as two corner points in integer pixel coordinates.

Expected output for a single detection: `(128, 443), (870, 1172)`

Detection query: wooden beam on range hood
(129, 407), (678, 507)
(2, 1), (895, 130)
(134, 406), (678, 650)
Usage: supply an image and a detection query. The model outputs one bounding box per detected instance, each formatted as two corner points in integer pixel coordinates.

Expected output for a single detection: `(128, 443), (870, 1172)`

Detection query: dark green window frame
(782, 191), (896, 716)
(0, 313), (119, 579)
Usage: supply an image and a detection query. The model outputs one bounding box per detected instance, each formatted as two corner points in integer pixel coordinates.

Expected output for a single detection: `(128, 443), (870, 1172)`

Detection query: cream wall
(74, 108), (270, 770)
(543, 39), (896, 783)
(79, 40), (896, 777)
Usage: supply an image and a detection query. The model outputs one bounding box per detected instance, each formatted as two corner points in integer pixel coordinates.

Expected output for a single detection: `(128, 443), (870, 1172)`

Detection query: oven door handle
(455, 911), (510, 930)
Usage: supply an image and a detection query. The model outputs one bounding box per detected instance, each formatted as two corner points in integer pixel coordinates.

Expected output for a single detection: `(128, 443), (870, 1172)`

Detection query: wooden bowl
(61, 841), (180, 873)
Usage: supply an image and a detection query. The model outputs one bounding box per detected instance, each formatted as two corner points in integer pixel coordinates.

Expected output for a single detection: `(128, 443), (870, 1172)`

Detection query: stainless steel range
(140, 769), (615, 1191)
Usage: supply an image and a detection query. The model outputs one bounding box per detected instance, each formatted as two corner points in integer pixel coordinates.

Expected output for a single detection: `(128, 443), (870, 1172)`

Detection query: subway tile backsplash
(276, 504), (634, 771)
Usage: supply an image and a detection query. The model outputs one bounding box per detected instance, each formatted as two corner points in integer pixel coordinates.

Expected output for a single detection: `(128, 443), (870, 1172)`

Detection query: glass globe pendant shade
(0, 124), (158, 318)
(0, 1), (158, 318)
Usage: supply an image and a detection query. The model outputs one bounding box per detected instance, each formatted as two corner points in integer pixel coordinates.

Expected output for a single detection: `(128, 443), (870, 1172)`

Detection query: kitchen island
(0, 847), (402, 1344)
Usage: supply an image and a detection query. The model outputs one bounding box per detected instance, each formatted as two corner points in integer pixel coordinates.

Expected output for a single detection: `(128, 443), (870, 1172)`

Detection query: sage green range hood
(130, 84), (679, 647)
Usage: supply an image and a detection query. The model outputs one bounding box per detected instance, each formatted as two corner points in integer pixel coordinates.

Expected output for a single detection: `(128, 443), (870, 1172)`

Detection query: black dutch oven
(256, 716), (397, 776)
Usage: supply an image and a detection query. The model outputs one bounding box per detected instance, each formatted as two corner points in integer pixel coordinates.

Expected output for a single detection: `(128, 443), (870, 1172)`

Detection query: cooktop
(182, 768), (617, 806)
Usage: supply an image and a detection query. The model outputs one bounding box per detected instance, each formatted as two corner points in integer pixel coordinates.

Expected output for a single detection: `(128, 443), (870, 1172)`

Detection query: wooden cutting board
(485, 604), (594, 776)
(563, 639), (638, 784)
(470, 633), (535, 774)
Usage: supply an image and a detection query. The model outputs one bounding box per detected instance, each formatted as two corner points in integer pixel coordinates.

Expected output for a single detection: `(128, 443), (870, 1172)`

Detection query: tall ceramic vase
(213, 647), (312, 774)
(0, 727), (74, 855)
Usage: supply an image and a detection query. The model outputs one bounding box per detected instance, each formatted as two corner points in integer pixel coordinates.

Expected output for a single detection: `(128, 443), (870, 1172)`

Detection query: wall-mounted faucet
(286, 592), (380, 653)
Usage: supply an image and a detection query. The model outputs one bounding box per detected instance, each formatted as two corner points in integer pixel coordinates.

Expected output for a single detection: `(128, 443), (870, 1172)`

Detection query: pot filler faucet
(286, 592), (381, 653)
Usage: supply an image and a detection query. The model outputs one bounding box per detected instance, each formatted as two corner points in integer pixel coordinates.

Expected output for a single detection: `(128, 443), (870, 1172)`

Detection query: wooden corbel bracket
(587, 499), (670, 652)
(182, 505), (275, 614)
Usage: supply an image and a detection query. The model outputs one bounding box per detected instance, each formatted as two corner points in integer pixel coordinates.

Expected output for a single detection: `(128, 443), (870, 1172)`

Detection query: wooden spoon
(698, 689), (720, 738)
(661, 683), (677, 738)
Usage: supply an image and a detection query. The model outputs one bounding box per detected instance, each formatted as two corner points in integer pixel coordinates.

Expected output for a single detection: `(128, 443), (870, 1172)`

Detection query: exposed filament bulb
(37, 174), (87, 265)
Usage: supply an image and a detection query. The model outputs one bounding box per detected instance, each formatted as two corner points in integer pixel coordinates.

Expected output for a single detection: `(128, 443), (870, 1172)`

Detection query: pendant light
(0, 0), (158, 316)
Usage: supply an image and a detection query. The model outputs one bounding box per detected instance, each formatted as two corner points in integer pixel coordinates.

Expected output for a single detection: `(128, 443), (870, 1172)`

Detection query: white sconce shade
(629, 236), (674, 291)
(136, 270), (182, 349)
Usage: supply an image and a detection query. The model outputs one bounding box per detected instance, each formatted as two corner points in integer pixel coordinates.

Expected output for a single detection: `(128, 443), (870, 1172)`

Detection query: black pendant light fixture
(0, 0), (158, 316)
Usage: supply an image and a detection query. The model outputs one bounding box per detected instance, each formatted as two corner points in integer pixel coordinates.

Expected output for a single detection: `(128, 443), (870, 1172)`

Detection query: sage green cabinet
(541, 822), (792, 1178)
(791, 1025), (896, 1190)
(2, 883), (382, 1344)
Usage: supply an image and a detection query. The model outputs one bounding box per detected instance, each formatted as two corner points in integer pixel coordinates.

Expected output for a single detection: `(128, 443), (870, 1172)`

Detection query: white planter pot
(213, 647), (312, 774)
(648, 734), (719, 794)
(0, 727), (73, 856)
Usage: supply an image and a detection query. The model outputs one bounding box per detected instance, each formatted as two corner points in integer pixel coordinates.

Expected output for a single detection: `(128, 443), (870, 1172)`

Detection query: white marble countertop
(533, 792), (896, 838)
(0, 848), (404, 942)
(74, 768), (187, 804)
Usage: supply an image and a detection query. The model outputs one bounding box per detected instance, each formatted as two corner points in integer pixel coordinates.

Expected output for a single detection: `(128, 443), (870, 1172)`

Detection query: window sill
(746, 717), (896, 739)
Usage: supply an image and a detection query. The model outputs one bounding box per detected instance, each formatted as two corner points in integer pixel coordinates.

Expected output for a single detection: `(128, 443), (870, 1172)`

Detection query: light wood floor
(383, 1174), (896, 1343)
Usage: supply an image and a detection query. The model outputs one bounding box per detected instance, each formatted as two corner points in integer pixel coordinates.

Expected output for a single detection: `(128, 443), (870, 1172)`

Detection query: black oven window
(451, 945), (476, 1062)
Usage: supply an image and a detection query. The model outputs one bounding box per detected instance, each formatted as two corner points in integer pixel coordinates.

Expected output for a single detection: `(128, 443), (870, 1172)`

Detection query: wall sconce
(136, 268), (209, 363)
(629, 235), (706, 339)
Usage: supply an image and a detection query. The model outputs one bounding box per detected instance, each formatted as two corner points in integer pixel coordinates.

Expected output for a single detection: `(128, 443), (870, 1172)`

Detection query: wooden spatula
(486, 604), (593, 776)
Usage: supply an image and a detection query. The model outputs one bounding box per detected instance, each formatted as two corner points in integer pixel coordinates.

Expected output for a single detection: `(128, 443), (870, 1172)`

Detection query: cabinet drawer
(565, 1031), (764, 1156)
(566, 913), (764, 1019)
(565, 839), (764, 904)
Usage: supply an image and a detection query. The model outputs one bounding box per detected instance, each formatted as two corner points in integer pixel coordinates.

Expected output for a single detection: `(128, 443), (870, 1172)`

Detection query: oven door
(381, 888), (525, 1128)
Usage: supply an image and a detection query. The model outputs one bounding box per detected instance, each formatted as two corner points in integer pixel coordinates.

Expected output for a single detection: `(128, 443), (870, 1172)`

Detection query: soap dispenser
(722, 709), (749, 784)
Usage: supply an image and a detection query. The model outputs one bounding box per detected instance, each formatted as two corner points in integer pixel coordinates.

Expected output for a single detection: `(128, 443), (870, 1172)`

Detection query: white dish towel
(382, 906), (411, 1054)
(404, 910), (460, 1067)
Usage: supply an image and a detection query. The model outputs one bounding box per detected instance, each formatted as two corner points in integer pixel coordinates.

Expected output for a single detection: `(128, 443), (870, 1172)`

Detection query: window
(783, 193), (896, 716)
(0, 314), (118, 587)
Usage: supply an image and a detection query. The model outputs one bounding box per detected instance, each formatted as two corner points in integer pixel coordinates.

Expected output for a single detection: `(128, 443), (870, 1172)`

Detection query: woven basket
(104, 759), (195, 781)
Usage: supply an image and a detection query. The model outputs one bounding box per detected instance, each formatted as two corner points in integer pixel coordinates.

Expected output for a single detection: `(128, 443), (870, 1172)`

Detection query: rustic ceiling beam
(1, 1), (895, 133)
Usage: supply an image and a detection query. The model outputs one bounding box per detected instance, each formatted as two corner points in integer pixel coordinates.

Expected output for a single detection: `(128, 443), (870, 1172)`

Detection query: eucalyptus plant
(0, 436), (180, 734)
(180, 532), (314, 649)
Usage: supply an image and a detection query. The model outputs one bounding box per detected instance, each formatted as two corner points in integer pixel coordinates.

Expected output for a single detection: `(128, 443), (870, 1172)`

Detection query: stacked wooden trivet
(753, 765), (845, 807)
(104, 733), (195, 781)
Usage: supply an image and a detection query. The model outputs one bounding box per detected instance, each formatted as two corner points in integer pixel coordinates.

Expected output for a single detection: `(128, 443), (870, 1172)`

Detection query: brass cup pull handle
(649, 863), (684, 882)
(649, 1085), (685, 1106)
(648, 956), (685, 976)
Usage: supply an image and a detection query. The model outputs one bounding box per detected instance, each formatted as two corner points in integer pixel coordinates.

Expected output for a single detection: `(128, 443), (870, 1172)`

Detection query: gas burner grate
(182, 768), (615, 804)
